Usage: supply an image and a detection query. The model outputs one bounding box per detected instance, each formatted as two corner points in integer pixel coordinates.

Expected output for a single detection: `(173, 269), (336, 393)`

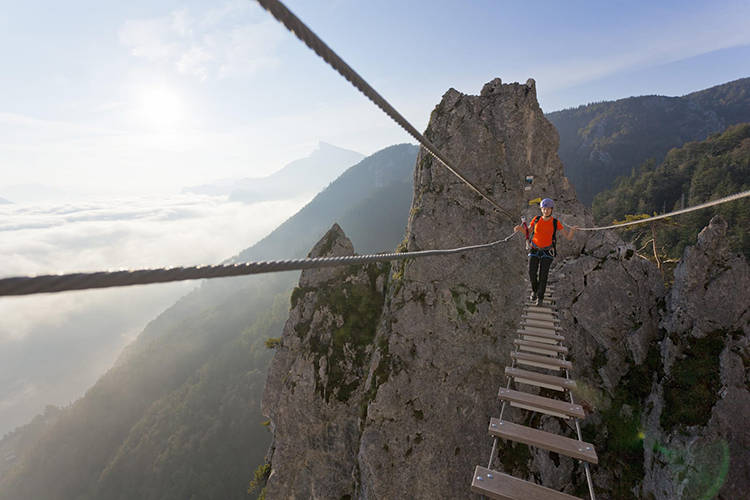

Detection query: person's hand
(513, 225), (522, 232)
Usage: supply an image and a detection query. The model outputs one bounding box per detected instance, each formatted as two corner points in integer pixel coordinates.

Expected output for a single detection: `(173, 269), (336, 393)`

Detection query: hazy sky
(2, 0), (750, 197)
(0, 194), (307, 435)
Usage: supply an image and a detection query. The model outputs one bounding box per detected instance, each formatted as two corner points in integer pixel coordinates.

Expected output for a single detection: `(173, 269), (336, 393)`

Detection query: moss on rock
(661, 331), (724, 432)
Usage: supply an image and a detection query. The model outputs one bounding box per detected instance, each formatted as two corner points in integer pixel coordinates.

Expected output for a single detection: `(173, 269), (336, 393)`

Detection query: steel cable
(572, 190), (750, 231)
(0, 232), (518, 296)
(255, 0), (514, 221)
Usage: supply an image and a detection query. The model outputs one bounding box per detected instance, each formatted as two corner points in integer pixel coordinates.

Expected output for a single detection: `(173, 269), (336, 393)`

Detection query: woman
(514, 198), (576, 306)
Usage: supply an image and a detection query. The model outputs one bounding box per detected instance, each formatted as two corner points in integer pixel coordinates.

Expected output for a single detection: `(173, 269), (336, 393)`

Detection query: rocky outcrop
(260, 78), (749, 499)
(553, 231), (666, 497)
(262, 78), (590, 498)
(641, 216), (750, 499)
(355, 78), (588, 498)
(262, 223), (390, 498)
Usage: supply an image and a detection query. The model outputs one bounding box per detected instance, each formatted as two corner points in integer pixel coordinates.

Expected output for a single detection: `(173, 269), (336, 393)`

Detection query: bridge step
(488, 419), (598, 464)
(526, 298), (555, 306)
(523, 318), (560, 329)
(514, 339), (568, 355)
(516, 330), (565, 344)
(517, 323), (560, 335)
(527, 285), (555, 291)
(471, 466), (582, 499)
(505, 367), (576, 392)
(523, 311), (559, 322)
(511, 352), (572, 371)
(525, 305), (556, 314)
(498, 387), (585, 419)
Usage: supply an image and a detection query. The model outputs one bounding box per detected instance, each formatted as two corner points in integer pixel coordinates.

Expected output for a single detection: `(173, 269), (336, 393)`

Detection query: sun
(134, 85), (185, 131)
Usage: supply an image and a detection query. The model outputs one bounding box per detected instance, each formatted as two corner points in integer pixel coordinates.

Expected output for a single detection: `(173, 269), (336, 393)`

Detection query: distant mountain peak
(183, 142), (365, 201)
(310, 141), (363, 159)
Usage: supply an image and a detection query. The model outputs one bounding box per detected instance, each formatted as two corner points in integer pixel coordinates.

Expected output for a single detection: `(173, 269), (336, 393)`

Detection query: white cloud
(0, 193), (309, 434)
(0, 194), (308, 278)
(118, 2), (284, 81)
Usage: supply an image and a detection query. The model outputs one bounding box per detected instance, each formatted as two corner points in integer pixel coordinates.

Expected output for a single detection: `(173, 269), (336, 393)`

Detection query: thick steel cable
(0, 232), (518, 297)
(575, 189), (750, 231)
(255, 0), (514, 222)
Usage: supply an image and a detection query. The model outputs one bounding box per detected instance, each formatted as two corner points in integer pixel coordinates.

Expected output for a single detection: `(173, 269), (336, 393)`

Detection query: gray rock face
(260, 79), (749, 499)
(263, 79), (591, 498)
(664, 216), (750, 336)
(641, 216), (750, 499)
(356, 79), (589, 498)
(262, 223), (391, 498)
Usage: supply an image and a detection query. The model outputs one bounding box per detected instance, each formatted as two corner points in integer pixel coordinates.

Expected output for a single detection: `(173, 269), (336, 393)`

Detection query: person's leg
(528, 255), (540, 300)
(537, 257), (553, 303)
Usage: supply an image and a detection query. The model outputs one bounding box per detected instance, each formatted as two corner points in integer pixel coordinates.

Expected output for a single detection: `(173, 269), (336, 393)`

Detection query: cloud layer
(0, 193), (307, 436)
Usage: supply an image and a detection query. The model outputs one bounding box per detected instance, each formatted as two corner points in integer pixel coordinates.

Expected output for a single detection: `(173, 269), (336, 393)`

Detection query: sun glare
(134, 85), (185, 131)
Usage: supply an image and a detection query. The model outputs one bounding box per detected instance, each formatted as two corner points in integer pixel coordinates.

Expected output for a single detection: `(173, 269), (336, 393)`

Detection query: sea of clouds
(0, 193), (307, 436)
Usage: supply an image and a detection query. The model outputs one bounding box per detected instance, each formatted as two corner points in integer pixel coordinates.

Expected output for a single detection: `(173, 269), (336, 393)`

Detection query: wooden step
(511, 351), (572, 371)
(488, 419), (598, 464)
(518, 323), (560, 334)
(527, 291), (556, 298)
(517, 328), (563, 339)
(522, 322), (559, 333)
(523, 318), (560, 330)
(524, 306), (558, 316)
(471, 466), (582, 499)
(514, 339), (568, 355)
(505, 367), (576, 392)
(526, 297), (555, 305)
(526, 287), (555, 299)
(525, 305), (556, 315)
(523, 312), (560, 323)
(498, 387), (585, 419)
(517, 331), (565, 345)
(517, 343), (562, 357)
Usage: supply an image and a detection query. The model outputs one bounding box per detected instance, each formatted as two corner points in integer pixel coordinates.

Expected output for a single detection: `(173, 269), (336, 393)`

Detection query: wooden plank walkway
(471, 281), (597, 499)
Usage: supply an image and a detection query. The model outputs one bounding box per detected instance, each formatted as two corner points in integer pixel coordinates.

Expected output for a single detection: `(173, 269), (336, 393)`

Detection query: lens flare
(652, 439), (730, 498)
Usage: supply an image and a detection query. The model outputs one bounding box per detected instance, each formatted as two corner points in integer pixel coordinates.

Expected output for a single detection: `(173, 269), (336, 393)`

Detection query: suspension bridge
(2, 0), (748, 498)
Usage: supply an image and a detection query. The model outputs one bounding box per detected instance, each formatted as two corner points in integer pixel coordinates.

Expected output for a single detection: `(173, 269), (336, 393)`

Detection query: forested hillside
(548, 77), (750, 204)
(0, 144), (418, 500)
(593, 123), (750, 262)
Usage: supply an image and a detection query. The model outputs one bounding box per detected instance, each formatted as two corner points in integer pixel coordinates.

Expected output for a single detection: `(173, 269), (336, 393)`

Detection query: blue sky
(1, 0), (750, 196)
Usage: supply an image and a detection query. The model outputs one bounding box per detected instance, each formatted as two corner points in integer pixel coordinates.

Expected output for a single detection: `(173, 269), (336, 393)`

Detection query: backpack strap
(551, 218), (558, 256)
(528, 216), (539, 244)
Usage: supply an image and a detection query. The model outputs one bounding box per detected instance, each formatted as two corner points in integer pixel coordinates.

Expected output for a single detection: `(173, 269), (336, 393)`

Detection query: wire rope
(572, 190), (750, 231)
(0, 232), (518, 297)
(255, 0), (515, 221)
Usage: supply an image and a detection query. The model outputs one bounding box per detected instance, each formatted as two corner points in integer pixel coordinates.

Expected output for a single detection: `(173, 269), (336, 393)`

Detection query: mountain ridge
(547, 77), (750, 204)
(0, 144), (418, 500)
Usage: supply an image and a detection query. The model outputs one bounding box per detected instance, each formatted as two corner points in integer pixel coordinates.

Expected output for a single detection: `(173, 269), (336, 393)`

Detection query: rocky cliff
(261, 78), (749, 499)
(642, 216), (750, 499)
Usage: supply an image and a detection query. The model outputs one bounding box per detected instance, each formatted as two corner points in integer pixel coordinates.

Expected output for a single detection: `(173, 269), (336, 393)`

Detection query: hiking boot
(529, 291), (537, 302)
(536, 298), (544, 306)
